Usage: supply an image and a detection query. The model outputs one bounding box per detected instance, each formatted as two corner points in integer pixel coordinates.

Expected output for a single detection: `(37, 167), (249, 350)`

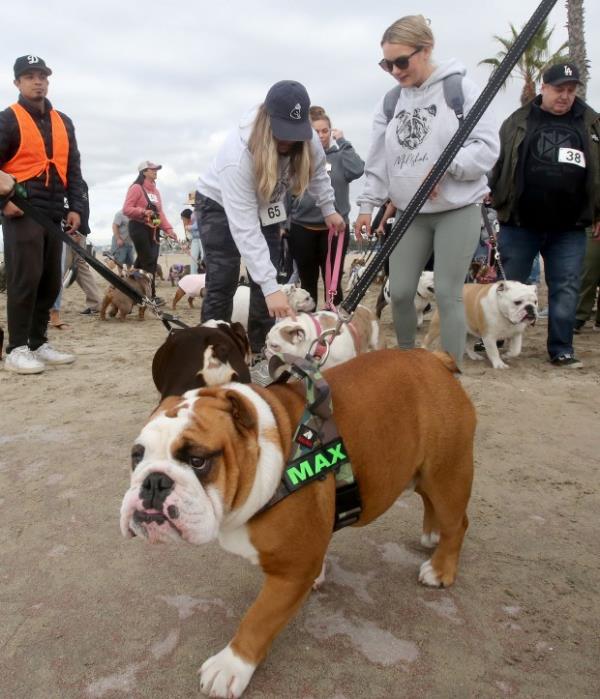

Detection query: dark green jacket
(489, 95), (600, 227)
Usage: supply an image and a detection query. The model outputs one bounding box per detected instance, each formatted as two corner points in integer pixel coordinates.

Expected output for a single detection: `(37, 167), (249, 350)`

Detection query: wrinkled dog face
(265, 319), (310, 359)
(283, 285), (315, 313)
(120, 394), (228, 546)
(496, 282), (538, 325)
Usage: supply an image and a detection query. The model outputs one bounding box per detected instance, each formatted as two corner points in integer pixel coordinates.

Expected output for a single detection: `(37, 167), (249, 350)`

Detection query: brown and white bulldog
(422, 281), (538, 369)
(99, 267), (153, 321)
(264, 305), (380, 368)
(120, 349), (475, 698)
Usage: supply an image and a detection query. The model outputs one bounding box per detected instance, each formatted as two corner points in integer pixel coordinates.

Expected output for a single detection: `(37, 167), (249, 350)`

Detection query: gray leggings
(389, 203), (481, 363)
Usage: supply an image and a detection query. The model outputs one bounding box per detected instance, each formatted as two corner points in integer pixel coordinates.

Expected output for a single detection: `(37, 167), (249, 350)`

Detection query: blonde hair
(310, 105), (331, 127)
(381, 15), (434, 49)
(248, 105), (313, 204)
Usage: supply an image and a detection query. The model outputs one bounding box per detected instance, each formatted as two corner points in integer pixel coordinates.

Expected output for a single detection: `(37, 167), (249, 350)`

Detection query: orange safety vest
(3, 103), (69, 187)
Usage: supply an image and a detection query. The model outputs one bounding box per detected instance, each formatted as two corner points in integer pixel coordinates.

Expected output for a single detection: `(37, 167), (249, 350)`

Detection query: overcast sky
(2, 0), (598, 245)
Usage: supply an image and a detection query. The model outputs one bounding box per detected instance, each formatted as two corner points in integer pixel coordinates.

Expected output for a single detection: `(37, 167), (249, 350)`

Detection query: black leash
(341, 0), (558, 319)
(10, 193), (190, 332)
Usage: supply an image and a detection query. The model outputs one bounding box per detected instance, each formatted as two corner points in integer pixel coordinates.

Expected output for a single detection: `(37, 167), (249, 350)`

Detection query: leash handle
(324, 226), (345, 310)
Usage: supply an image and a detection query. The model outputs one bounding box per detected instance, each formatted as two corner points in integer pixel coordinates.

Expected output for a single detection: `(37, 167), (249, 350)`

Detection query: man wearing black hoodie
(0, 55), (85, 374)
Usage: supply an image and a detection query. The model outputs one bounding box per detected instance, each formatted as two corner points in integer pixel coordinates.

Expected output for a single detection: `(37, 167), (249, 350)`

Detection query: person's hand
(483, 193), (493, 206)
(331, 128), (344, 141)
(324, 212), (345, 236)
(2, 201), (24, 218)
(167, 231), (178, 242)
(265, 290), (295, 320)
(354, 213), (372, 240)
(428, 181), (442, 201)
(116, 237), (124, 248)
(0, 171), (16, 196)
(65, 211), (81, 232)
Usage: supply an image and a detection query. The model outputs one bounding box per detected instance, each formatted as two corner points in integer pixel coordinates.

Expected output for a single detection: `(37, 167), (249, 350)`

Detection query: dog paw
(199, 645), (256, 698)
(312, 559), (327, 590)
(420, 531), (440, 549)
(419, 559), (443, 588)
(491, 360), (509, 369)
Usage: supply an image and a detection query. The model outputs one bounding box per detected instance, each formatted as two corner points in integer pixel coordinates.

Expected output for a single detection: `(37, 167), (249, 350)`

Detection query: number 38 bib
(558, 147), (586, 168)
(259, 200), (287, 226)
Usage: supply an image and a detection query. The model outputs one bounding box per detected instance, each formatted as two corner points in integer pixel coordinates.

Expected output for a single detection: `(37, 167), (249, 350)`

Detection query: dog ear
(496, 281), (506, 293)
(225, 390), (256, 431)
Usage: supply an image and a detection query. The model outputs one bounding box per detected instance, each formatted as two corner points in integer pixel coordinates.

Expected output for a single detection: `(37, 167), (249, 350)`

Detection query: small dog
(345, 256), (366, 293)
(423, 281), (538, 369)
(265, 305), (379, 368)
(100, 268), (153, 321)
(172, 274), (206, 309)
(376, 271), (436, 326)
(168, 263), (190, 287)
(152, 320), (251, 400)
(231, 283), (315, 330)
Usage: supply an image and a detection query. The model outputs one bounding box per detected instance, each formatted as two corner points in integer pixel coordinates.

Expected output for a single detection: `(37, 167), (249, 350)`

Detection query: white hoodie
(197, 110), (336, 297)
(357, 59), (500, 215)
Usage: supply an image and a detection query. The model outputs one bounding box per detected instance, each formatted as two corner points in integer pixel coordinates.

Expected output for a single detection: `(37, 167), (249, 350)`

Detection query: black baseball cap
(542, 63), (582, 87)
(14, 55), (52, 79)
(264, 80), (312, 142)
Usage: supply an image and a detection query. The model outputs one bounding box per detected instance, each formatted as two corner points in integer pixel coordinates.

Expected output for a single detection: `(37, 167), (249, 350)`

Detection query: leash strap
(324, 227), (345, 309)
(258, 353), (362, 531)
(481, 205), (506, 281)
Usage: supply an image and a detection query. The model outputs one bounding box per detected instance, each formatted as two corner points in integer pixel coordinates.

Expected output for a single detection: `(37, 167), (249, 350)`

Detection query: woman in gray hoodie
(356, 15), (499, 363)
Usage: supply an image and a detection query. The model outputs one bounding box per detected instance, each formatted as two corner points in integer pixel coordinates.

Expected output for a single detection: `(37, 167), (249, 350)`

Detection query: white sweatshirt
(197, 110), (336, 297)
(357, 59), (500, 215)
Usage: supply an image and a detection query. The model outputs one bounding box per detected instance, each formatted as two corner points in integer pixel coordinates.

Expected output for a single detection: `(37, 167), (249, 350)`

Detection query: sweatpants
(196, 194), (280, 353)
(2, 214), (62, 353)
(389, 204), (481, 363)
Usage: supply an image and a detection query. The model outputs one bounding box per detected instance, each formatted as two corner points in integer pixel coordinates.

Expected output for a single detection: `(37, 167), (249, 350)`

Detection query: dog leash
(10, 193), (191, 333)
(481, 205), (506, 282)
(324, 226), (345, 310)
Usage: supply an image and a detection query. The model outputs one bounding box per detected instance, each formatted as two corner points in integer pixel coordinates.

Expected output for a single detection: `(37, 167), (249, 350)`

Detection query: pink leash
(324, 226), (345, 310)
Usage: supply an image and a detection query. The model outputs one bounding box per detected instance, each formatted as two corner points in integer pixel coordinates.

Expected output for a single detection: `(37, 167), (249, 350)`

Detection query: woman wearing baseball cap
(123, 161), (177, 303)
(195, 80), (345, 357)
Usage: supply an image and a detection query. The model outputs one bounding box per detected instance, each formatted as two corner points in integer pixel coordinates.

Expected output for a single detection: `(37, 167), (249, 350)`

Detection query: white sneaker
(4, 345), (45, 374)
(32, 343), (75, 366)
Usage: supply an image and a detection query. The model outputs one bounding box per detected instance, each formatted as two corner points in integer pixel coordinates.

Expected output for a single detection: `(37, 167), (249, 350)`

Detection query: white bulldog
(377, 271), (435, 326)
(422, 281), (538, 369)
(231, 283), (315, 330)
(264, 305), (379, 368)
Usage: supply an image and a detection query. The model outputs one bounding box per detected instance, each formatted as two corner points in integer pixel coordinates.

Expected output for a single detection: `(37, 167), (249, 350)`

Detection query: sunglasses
(378, 47), (422, 73)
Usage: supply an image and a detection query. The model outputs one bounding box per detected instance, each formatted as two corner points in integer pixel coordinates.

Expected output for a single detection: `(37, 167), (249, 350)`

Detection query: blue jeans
(498, 225), (586, 359)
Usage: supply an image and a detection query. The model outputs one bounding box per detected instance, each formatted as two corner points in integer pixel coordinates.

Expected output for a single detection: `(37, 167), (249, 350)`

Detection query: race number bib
(325, 162), (332, 175)
(558, 147), (586, 168)
(147, 192), (159, 203)
(259, 200), (286, 226)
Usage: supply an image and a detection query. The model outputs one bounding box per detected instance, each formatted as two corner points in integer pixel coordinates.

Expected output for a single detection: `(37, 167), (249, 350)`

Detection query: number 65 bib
(259, 200), (286, 226)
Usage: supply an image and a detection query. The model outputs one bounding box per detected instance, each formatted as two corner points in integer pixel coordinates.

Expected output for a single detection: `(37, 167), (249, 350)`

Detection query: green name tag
(283, 438), (349, 491)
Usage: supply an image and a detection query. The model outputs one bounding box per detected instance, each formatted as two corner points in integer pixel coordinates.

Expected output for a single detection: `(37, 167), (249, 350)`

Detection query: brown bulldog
(120, 349), (475, 697)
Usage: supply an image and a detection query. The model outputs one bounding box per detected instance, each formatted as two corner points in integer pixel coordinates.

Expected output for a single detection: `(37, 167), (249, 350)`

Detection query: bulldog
(376, 271), (436, 325)
(152, 320), (251, 400)
(422, 281), (538, 369)
(264, 305), (380, 368)
(231, 283), (315, 330)
(172, 273), (206, 309)
(120, 349), (475, 698)
(99, 267), (153, 321)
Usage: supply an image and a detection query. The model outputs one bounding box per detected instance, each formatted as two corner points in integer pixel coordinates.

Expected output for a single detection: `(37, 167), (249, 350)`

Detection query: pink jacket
(123, 180), (174, 233)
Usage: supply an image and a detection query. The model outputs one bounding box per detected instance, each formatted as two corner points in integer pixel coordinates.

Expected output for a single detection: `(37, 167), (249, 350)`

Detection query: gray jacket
(290, 138), (364, 225)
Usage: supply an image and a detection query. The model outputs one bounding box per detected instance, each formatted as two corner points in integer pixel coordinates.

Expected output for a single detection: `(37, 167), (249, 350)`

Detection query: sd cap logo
(27, 56), (40, 65)
(290, 103), (301, 120)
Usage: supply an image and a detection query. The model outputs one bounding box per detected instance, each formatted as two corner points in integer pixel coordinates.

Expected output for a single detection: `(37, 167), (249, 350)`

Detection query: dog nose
(525, 304), (536, 315)
(140, 472), (174, 510)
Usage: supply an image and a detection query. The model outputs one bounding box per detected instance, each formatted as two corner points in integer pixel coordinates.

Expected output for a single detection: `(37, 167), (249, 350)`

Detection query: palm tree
(566, 0), (589, 100)
(480, 19), (569, 105)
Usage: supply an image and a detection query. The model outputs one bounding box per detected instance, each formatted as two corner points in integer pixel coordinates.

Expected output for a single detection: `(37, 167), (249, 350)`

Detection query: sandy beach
(1, 251), (599, 698)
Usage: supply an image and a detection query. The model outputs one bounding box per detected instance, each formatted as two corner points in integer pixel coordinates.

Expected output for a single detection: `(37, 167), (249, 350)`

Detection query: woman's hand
(324, 212), (346, 236)
(354, 213), (372, 240)
(265, 290), (296, 320)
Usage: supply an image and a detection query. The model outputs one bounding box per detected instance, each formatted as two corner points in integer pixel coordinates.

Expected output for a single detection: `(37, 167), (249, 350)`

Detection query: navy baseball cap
(542, 63), (582, 86)
(14, 55), (52, 79)
(264, 80), (312, 141)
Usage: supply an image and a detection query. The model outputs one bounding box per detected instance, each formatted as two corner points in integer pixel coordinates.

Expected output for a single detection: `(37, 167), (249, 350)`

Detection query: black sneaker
(573, 319), (585, 334)
(550, 354), (583, 369)
(474, 338), (505, 353)
(79, 307), (98, 315)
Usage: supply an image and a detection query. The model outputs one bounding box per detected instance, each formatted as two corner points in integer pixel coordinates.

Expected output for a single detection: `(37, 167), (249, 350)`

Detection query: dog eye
(514, 300), (523, 305)
(131, 444), (145, 470)
(189, 455), (209, 473)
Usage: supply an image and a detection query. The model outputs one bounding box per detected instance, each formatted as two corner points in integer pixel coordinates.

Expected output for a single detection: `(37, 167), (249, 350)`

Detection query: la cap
(264, 80), (312, 142)
(542, 63), (583, 87)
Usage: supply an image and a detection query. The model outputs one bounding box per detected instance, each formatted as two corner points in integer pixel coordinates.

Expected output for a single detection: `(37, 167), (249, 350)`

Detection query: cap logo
(564, 66), (573, 76)
(27, 55), (40, 65)
(290, 103), (301, 120)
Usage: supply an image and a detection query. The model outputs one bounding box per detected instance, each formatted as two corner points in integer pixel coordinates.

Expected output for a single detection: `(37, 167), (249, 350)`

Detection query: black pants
(287, 222), (349, 307)
(196, 195), (280, 353)
(129, 221), (160, 296)
(2, 214), (62, 353)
